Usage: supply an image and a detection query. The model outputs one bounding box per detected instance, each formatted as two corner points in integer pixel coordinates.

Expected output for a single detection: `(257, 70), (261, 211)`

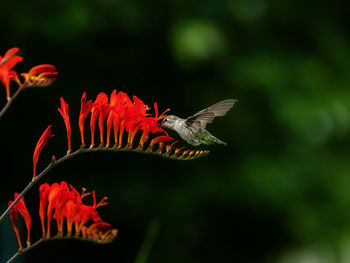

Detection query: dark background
(1, 0), (350, 262)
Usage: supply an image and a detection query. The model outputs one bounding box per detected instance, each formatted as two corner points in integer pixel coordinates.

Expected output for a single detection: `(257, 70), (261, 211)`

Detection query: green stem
(0, 85), (24, 119)
(135, 220), (160, 263)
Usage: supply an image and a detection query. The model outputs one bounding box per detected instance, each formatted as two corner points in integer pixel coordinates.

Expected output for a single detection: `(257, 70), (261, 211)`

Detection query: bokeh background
(1, 0), (350, 262)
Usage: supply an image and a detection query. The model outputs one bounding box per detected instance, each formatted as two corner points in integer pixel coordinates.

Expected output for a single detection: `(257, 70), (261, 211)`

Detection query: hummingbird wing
(185, 99), (236, 131)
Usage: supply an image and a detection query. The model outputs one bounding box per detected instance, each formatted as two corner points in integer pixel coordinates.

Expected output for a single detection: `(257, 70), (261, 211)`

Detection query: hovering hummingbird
(161, 99), (236, 146)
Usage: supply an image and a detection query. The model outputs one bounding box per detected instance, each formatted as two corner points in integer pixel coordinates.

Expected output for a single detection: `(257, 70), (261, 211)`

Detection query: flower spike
(8, 181), (117, 260)
(38, 181), (117, 242)
(32, 90), (209, 184)
(62, 91), (210, 160)
(58, 97), (71, 153)
(33, 125), (55, 178)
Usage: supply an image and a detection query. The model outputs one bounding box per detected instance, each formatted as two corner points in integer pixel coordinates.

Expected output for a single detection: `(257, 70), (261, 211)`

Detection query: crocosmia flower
(0, 47), (23, 99)
(90, 92), (109, 147)
(58, 97), (71, 152)
(33, 125), (55, 178)
(39, 183), (50, 236)
(79, 92), (94, 147)
(8, 193), (32, 249)
(21, 64), (58, 88)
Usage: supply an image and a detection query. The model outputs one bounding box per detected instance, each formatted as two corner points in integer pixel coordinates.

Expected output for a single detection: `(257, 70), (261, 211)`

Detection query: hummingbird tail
(205, 136), (227, 146)
(217, 139), (227, 146)
(198, 130), (227, 146)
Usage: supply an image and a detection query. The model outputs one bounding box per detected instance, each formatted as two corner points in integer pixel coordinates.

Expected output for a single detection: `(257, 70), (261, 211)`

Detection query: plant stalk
(0, 85), (24, 119)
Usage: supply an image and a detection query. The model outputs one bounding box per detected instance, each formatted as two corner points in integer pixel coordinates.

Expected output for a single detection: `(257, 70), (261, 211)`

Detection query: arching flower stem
(0, 145), (208, 223)
(0, 84), (24, 119)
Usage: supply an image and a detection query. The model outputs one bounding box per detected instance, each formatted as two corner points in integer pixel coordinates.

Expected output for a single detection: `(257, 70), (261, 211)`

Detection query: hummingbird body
(161, 99), (236, 146)
(163, 116), (227, 146)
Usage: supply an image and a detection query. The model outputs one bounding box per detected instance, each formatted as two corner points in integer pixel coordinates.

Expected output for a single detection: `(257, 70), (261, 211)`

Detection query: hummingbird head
(160, 115), (178, 130)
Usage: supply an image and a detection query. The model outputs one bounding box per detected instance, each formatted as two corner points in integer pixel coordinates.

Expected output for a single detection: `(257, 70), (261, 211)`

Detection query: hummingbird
(160, 99), (236, 146)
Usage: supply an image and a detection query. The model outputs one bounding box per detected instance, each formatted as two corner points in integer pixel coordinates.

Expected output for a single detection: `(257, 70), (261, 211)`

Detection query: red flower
(106, 90), (118, 147)
(62, 186), (82, 235)
(109, 91), (133, 147)
(0, 47), (23, 99)
(58, 97), (71, 152)
(45, 182), (60, 237)
(75, 190), (107, 235)
(79, 92), (94, 147)
(124, 95), (148, 147)
(125, 100), (170, 149)
(90, 92), (109, 147)
(33, 125), (55, 178)
(21, 64), (58, 88)
(134, 102), (169, 149)
(53, 182), (71, 235)
(8, 193), (32, 249)
(39, 183), (50, 236)
(74, 204), (101, 235)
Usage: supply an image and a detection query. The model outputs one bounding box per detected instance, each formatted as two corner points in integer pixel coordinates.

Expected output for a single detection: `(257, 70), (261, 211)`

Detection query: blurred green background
(1, 0), (350, 262)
